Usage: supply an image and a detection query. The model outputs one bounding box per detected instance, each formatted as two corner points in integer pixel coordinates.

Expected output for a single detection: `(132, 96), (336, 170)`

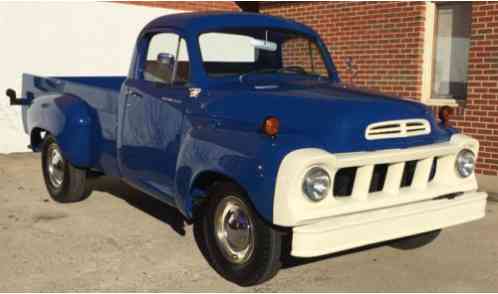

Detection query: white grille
(365, 119), (431, 140)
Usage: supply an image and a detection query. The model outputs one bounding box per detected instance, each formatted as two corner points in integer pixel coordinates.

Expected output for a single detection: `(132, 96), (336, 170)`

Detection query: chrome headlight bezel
(302, 166), (331, 202)
(455, 149), (476, 178)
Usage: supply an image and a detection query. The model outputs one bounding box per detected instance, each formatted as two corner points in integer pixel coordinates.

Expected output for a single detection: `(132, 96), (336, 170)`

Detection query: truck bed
(21, 74), (125, 100)
(22, 74), (126, 176)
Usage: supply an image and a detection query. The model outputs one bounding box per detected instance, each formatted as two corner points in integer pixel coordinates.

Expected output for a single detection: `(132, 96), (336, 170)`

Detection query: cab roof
(143, 11), (318, 37)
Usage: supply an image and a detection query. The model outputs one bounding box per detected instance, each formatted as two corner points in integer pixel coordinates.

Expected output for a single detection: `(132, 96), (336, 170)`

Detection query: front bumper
(272, 134), (488, 257)
(273, 134), (481, 226)
(291, 190), (487, 257)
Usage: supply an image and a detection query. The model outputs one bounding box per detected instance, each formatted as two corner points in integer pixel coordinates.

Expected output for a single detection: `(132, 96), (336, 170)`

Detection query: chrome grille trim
(365, 119), (431, 140)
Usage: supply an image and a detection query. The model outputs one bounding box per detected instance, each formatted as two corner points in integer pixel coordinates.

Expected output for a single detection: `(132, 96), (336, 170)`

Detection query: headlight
(302, 167), (331, 202)
(456, 149), (475, 178)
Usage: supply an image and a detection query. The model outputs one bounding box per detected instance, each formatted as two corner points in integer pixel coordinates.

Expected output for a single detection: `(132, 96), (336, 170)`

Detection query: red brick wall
(119, 1), (240, 12)
(261, 1), (498, 176)
(451, 2), (498, 175)
(260, 2), (426, 99)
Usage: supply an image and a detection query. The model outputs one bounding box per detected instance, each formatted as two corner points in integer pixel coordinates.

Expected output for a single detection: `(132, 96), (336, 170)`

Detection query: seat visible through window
(144, 33), (190, 85)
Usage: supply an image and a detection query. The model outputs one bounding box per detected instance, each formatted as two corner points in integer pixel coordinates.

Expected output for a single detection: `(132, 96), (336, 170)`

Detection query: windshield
(198, 28), (331, 79)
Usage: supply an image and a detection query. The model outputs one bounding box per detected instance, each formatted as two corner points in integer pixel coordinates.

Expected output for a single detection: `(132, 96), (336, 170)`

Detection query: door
(120, 32), (190, 199)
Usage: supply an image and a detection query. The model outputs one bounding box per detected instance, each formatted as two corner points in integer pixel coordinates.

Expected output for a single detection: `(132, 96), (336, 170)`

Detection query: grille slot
(333, 167), (357, 197)
(369, 164), (388, 193)
(366, 119), (431, 140)
(429, 157), (438, 182)
(401, 160), (418, 187)
(371, 124), (400, 130)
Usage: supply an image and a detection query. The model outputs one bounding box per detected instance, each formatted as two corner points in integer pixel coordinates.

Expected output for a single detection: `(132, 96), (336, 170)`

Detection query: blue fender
(174, 117), (323, 223)
(27, 94), (98, 168)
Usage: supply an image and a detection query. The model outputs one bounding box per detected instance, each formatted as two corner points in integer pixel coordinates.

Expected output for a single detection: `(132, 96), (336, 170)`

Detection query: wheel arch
(30, 127), (48, 151)
(174, 125), (315, 225)
(186, 170), (248, 219)
(26, 94), (98, 168)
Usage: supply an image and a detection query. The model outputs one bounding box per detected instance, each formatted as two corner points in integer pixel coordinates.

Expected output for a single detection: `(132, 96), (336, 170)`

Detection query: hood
(203, 79), (451, 153)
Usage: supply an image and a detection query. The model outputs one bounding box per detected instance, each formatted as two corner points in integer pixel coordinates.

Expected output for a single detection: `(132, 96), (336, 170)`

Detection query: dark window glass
(432, 3), (472, 100)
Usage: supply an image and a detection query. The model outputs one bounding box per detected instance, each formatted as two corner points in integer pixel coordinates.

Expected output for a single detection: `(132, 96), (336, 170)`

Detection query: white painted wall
(0, 2), (184, 153)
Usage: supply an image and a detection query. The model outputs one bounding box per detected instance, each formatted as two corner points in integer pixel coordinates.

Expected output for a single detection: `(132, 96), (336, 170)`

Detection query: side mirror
(345, 56), (358, 85)
(157, 53), (175, 66)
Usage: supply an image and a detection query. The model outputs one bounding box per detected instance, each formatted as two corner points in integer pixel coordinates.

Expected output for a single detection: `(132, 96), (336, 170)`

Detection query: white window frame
(421, 2), (463, 107)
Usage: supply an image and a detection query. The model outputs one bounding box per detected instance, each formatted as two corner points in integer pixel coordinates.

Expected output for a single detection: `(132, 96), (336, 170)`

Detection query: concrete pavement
(1, 153), (497, 291)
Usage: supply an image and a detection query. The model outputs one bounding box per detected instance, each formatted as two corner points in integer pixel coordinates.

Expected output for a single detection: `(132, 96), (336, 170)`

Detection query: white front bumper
(291, 191), (487, 257)
(272, 134), (488, 257)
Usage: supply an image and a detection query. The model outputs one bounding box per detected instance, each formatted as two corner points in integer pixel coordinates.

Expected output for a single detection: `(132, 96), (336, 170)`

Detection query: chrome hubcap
(214, 196), (255, 264)
(47, 146), (65, 188)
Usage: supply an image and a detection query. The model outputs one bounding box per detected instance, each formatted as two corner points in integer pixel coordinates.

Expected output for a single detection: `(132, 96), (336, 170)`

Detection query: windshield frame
(195, 27), (339, 83)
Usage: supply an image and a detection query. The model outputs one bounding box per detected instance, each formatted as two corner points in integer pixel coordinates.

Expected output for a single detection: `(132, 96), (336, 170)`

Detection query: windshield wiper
(239, 67), (321, 84)
(239, 68), (279, 83)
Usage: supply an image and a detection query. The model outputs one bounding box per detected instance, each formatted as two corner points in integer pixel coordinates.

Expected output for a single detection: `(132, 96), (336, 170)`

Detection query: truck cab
(7, 12), (487, 286)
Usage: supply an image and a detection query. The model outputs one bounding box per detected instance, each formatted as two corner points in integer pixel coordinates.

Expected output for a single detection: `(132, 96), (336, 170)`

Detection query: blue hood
(204, 79), (451, 153)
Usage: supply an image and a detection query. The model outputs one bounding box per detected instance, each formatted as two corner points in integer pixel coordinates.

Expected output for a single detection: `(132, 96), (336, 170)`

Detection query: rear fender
(27, 94), (97, 167)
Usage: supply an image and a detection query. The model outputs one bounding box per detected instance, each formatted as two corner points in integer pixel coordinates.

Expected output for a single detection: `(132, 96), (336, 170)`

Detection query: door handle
(127, 89), (143, 99)
(130, 91), (143, 99)
(125, 90), (142, 108)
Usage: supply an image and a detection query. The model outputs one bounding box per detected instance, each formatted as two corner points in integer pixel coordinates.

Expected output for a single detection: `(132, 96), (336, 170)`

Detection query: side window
(432, 3), (471, 100)
(143, 32), (189, 85)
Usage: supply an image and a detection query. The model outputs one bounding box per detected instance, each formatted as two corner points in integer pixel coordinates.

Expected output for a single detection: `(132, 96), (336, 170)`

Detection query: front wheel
(196, 182), (282, 286)
(41, 135), (91, 203)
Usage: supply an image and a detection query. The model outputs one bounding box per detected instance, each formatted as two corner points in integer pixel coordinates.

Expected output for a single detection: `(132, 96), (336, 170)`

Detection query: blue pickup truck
(7, 12), (487, 286)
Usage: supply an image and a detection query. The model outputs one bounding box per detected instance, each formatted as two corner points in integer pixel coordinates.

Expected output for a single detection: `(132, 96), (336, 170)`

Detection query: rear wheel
(41, 135), (91, 203)
(390, 230), (441, 250)
(196, 182), (282, 286)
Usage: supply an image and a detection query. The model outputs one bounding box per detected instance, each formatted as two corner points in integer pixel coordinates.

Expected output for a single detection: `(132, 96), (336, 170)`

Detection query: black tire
(390, 230), (441, 250)
(41, 135), (91, 203)
(196, 182), (282, 286)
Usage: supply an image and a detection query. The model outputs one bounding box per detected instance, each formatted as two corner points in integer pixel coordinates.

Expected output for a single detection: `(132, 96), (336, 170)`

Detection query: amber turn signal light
(439, 106), (452, 128)
(262, 116), (280, 137)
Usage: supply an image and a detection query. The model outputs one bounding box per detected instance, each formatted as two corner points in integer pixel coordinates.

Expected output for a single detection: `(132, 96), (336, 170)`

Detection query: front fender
(175, 120), (323, 223)
(27, 94), (97, 167)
